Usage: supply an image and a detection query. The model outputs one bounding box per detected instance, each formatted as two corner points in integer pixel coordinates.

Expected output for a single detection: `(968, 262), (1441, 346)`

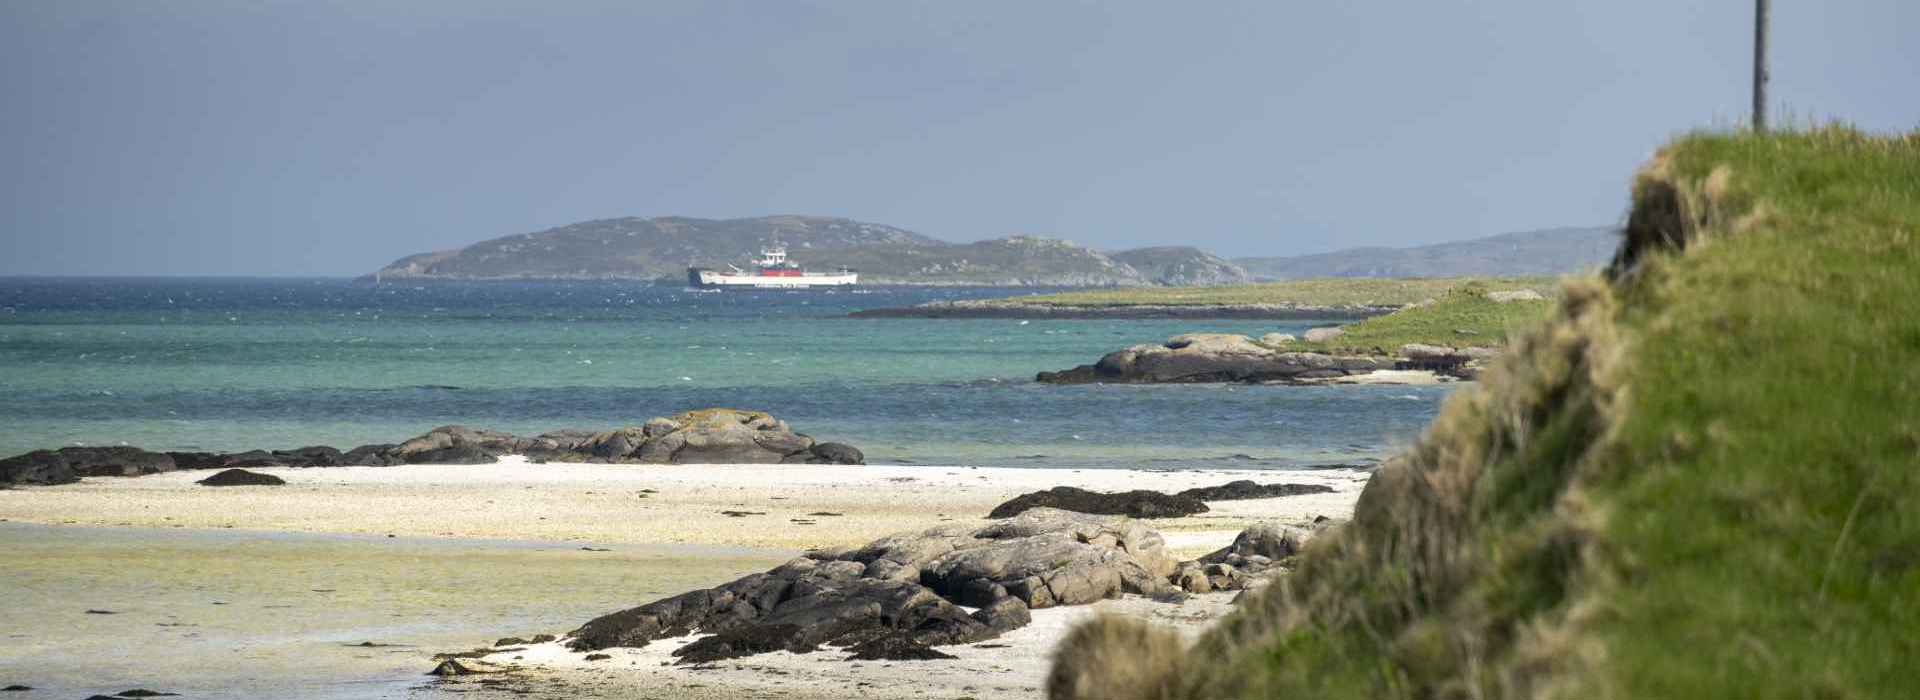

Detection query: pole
(1753, 0), (1770, 132)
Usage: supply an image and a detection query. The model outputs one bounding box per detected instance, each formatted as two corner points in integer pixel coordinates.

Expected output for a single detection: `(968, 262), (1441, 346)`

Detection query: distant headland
(365, 215), (1615, 287)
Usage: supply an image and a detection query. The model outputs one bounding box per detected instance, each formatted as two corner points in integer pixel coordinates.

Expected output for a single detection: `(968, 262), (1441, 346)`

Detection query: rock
(5, 411), (862, 484)
(408, 443), (494, 465)
(566, 509), (1173, 661)
(428, 658), (498, 676)
(987, 486), (1207, 519)
(391, 426), (511, 464)
(844, 635), (959, 661)
(494, 637), (528, 647)
(0, 446), (175, 485)
(529, 633), (556, 644)
(1258, 332), (1296, 346)
(1303, 326), (1346, 343)
(196, 468), (286, 487)
(1174, 564), (1212, 594)
(1175, 480), (1335, 501)
(806, 442), (865, 465)
(1201, 522), (1311, 563)
(112, 691), (180, 698)
(164, 451), (228, 470)
(971, 595), (1031, 632)
(264, 445), (345, 467)
(583, 653), (612, 661)
(1035, 333), (1383, 384)
(343, 444), (402, 466)
(0, 686), (29, 692)
(1488, 289), (1547, 303)
(1400, 343), (1462, 360)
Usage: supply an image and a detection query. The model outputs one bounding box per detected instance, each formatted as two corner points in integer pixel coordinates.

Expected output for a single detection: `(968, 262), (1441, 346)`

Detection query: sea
(0, 277), (1455, 468)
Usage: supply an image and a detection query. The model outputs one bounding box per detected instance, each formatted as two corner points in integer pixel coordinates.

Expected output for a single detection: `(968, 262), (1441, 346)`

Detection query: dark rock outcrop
(1175, 480), (1336, 501)
(0, 447), (175, 485)
(1, 409), (864, 485)
(987, 486), (1207, 519)
(1036, 333), (1390, 384)
(566, 509), (1173, 662)
(196, 469), (286, 487)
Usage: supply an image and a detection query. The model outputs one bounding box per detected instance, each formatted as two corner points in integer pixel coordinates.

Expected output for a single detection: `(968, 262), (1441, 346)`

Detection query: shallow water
(0, 278), (1455, 467)
(0, 522), (789, 699)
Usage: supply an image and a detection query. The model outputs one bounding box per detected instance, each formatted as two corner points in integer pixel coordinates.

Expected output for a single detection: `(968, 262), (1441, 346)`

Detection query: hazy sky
(2, 1), (1913, 276)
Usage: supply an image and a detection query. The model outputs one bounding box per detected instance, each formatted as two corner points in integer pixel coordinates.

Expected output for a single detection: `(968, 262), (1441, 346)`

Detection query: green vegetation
(1049, 126), (1920, 699)
(1288, 282), (1553, 354)
(993, 276), (1558, 308)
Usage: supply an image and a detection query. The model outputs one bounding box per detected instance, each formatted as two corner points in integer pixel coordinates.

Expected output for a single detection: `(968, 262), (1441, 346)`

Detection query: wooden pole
(1753, 0), (1770, 132)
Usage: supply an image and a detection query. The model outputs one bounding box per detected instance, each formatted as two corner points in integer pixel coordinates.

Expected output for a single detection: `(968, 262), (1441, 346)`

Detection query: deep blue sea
(0, 278), (1454, 468)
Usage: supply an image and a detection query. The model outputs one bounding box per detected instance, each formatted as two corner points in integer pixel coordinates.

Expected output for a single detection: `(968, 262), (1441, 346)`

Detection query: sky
(1, 1), (1914, 276)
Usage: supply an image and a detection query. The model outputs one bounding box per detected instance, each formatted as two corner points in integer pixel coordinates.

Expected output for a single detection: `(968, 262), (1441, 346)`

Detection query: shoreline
(0, 459), (1370, 555)
(0, 460), (1373, 699)
(850, 300), (1397, 320)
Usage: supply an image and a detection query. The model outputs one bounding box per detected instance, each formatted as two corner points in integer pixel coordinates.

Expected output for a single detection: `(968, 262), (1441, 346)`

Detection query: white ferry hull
(689, 268), (858, 289)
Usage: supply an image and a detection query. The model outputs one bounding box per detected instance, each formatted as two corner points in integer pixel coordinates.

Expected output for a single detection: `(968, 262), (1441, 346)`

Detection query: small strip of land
(850, 276), (1556, 319)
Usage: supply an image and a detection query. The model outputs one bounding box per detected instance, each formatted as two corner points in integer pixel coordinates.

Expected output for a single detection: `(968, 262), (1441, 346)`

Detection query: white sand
(0, 458), (1372, 557)
(432, 593), (1242, 700)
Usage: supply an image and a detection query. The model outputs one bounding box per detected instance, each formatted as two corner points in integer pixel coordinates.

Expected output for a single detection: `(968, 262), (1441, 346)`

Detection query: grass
(1287, 282), (1553, 354)
(985, 276), (1559, 308)
(1047, 125), (1920, 699)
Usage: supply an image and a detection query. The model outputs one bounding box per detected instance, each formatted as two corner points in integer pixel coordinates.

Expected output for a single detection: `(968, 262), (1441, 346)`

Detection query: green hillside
(1049, 126), (1920, 699)
(990, 276), (1557, 308)
(368, 216), (1246, 286)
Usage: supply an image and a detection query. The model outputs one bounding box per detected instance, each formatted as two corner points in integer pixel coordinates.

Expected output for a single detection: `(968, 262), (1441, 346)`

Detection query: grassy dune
(989, 276), (1559, 308)
(1050, 126), (1920, 699)
(1290, 282), (1553, 354)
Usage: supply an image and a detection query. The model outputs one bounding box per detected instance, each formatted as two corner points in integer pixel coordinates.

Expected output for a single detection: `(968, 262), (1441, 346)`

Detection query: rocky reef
(1035, 332), (1494, 384)
(0, 408), (864, 486)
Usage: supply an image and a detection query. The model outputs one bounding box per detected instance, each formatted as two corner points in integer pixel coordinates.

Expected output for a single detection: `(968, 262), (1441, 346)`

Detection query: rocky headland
(1035, 332), (1495, 385)
(0, 408), (863, 487)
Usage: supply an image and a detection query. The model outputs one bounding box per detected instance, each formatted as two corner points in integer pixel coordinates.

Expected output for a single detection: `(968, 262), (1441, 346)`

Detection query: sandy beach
(0, 458), (1372, 557)
(0, 460), (1372, 699)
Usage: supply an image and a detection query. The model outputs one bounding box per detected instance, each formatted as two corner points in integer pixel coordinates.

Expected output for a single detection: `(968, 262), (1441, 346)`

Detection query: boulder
(1035, 333), (1384, 384)
(1175, 480), (1336, 501)
(342, 444), (402, 466)
(1258, 333), (1296, 346)
(565, 509), (1172, 662)
(1400, 343), (1463, 360)
(805, 442), (865, 465)
(196, 468), (286, 486)
(987, 486), (1207, 519)
(1302, 326), (1347, 343)
(164, 452), (228, 470)
(0, 447), (174, 485)
(1201, 522), (1312, 563)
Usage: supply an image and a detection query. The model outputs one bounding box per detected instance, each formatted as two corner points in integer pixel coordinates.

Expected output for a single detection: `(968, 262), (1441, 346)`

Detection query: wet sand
(0, 523), (788, 699)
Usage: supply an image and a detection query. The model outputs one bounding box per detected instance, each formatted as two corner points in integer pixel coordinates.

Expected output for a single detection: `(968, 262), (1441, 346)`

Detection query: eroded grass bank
(1050, 127), (1920, 699)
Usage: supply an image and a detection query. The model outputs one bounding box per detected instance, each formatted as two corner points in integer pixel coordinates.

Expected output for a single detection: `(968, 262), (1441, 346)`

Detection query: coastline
(0, 460), (1372, 699)
(0, 458), (1369, 555)
(849, 300), (1397, 320)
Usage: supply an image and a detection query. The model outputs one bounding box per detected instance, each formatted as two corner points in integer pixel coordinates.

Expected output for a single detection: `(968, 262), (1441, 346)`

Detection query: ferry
(687, 245), (857, 289)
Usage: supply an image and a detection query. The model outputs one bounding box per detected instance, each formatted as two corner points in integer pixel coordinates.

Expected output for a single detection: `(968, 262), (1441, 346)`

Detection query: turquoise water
(0, 278), (1454, 467)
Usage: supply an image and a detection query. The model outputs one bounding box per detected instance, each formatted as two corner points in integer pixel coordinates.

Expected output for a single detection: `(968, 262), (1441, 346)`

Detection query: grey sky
(1, 1), (1913, 276)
